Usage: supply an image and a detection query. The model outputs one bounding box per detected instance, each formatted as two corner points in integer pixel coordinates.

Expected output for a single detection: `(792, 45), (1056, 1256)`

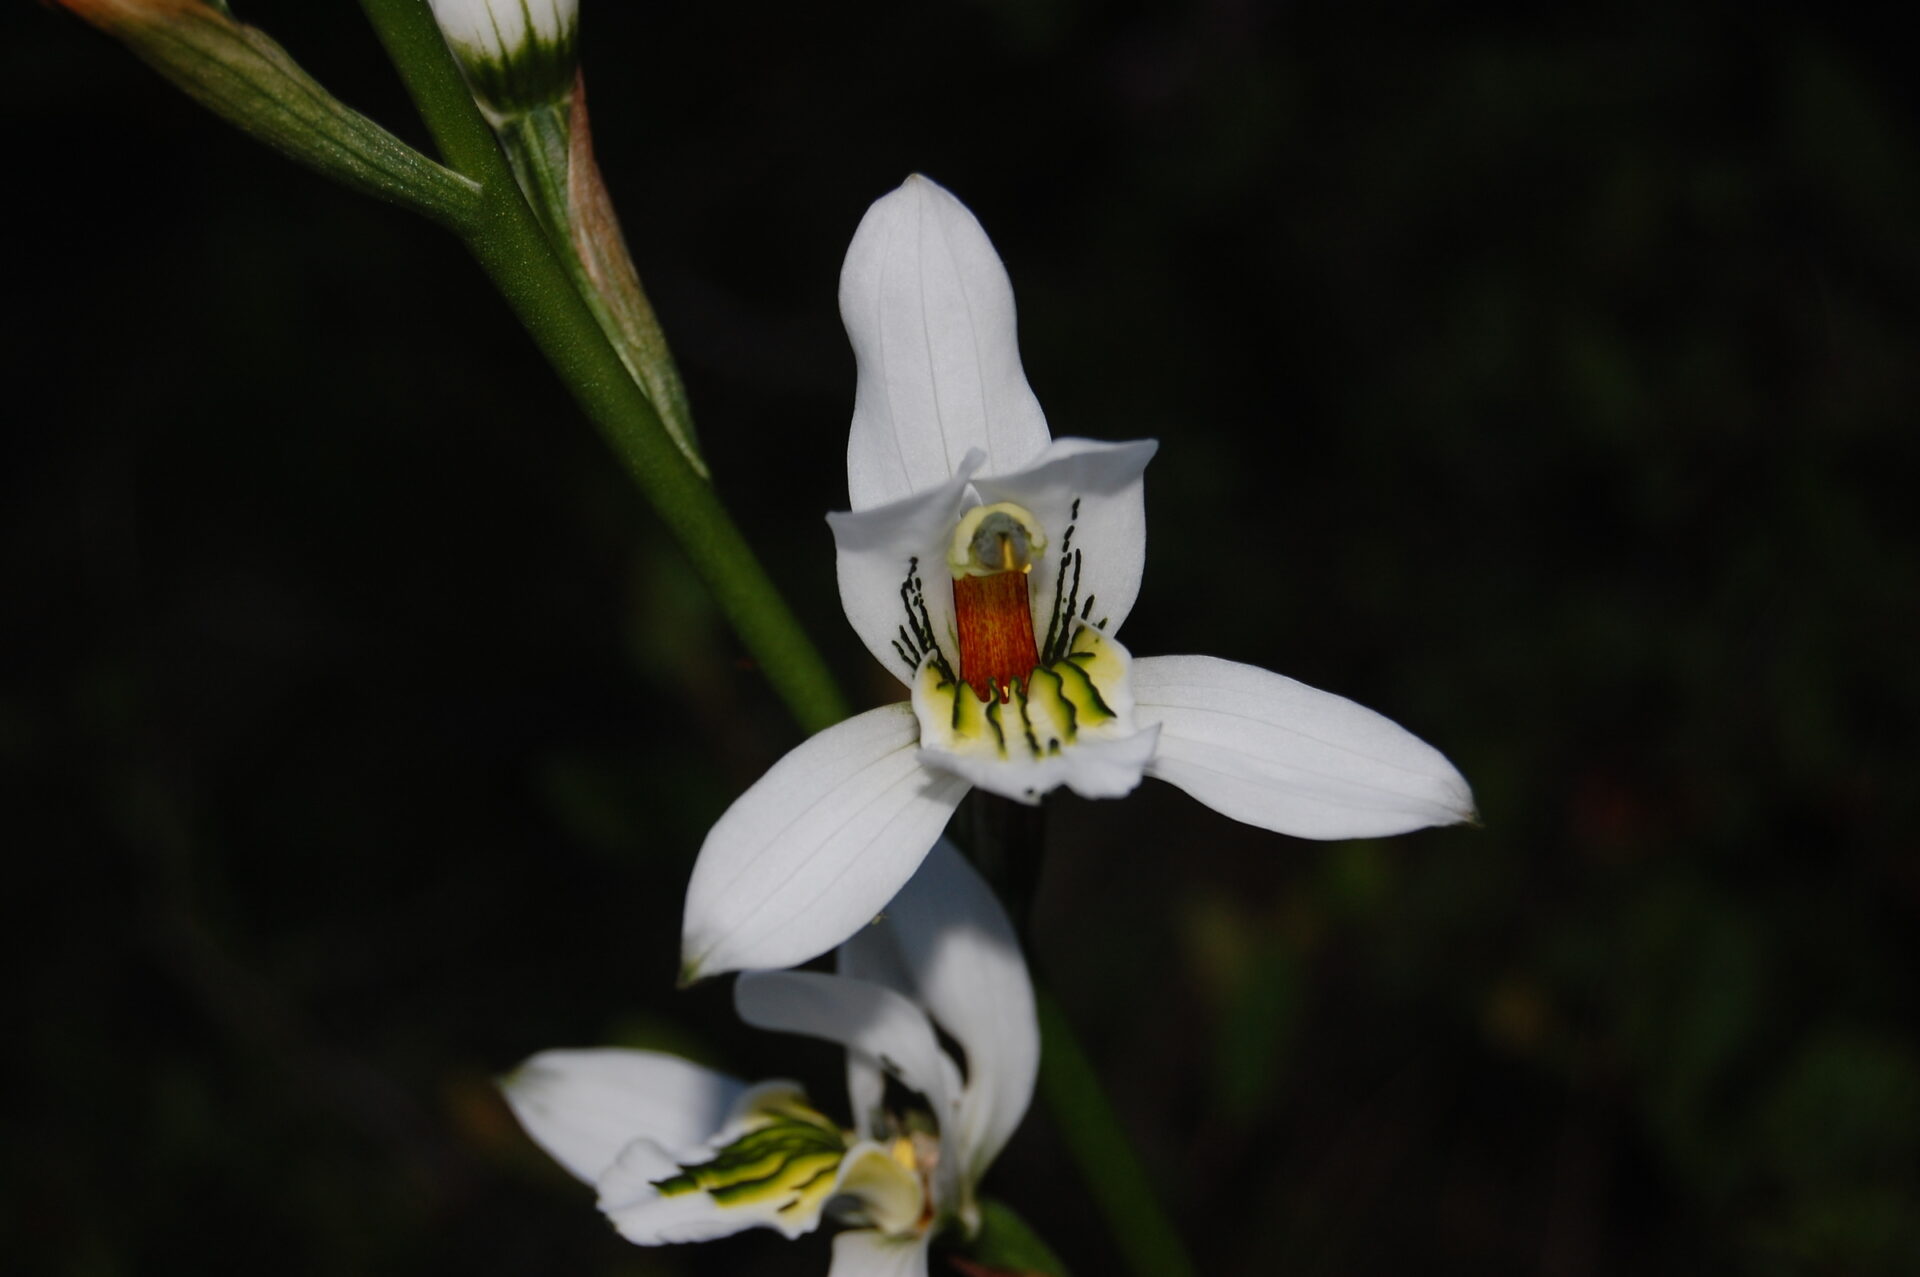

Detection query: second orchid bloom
(507, 843), (1036, 1276)
(683, 176), (1476, 979)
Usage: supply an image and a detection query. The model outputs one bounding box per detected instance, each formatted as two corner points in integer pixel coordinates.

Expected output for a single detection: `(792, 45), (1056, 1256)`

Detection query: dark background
(8, 2), (1918, 1273)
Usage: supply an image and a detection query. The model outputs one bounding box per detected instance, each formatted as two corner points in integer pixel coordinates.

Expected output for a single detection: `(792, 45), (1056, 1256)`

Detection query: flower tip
(1441, 776), (1481, 829)
(675, 957), (706, 990)
(881, 172), (964, 216)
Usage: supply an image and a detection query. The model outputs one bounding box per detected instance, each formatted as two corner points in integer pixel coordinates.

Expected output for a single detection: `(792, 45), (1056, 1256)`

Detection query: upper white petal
(828, 462), (980, 688)
(734, 971), (963, 1137)
(838, 841), (1039, 1191)
(973, 437), (1158, 640)
(1131, 654), (1477, 838)
(829, 1229), (934, 1277)
(500, 1048), (745, 1184)
(681, 703), (971, 979)
(841, 176), (1051, 511)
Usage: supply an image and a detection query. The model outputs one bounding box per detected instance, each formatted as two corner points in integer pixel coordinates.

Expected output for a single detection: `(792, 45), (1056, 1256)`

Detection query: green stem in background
(357, 0), (841, 734)
(1038, 989), (1198, 1277)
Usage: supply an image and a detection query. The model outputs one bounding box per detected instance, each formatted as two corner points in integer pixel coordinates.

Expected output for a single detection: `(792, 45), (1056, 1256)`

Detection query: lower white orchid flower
(681, 175), (1476, 980)
(505, 842), (1037, 1276)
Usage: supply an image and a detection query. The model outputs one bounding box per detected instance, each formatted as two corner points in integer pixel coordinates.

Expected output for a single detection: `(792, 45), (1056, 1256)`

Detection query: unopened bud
(427, 0), (579, 118)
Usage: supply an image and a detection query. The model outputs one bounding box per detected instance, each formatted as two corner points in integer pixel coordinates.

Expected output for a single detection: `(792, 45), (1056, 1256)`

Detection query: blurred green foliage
(6, 2), (1916, 1274)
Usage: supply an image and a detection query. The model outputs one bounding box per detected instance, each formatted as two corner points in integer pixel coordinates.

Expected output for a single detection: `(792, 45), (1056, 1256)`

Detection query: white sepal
(841, 176), (1051, 511)
(499, 1048), (744, 1183)
(680, 703), (970, 979)
(1130, 654), (1477, 838)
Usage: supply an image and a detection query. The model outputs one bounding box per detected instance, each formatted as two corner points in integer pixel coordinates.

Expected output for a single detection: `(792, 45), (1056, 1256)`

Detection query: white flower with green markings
(504, 843), (1037, 1277)
(680, 175), (1477, 981)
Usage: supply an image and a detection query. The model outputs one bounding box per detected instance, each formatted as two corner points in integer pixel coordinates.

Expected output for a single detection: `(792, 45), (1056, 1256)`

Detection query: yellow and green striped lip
(917, 624), (1125, 761)
(651, 1096), (848, 1219)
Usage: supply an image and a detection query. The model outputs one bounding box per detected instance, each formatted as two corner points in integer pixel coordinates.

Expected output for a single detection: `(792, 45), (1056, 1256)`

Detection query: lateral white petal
(681, 704), (971, 979)
(829, 1229), (933, 1277)
(974, 437), (1158, 639)
(735, 971), (962, 1130)
(828, 463), (979, 688)
(840, 841), (1038, 1188)
(500, 1048), (745, 1184)
(1131, 655), (1477, 838)
(841, 175), (1051, 511)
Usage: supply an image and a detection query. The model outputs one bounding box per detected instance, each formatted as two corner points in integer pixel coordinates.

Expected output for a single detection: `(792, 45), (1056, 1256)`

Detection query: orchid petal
(595, 1137), (774, 1244)
(829, 1229), (933, 1277)
(840, 841), (1038, 1189)
(974, 437), (1159, 640)
(681, 704), (971, 979)
(500, 1048), (745, 1184)
(841, 175), (1051, 511)
(596, 1080), (850, 1243)
(735, 971), (962, 1133)
(1131, 655), (1477, 838)
(919, 723), (1160, 805)
(828, 462), (980, 688)
(913, 623), (1157, 805)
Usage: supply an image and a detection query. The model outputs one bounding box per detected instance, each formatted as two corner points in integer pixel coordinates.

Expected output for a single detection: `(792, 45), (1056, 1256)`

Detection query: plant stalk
(357, 0), (841, 733)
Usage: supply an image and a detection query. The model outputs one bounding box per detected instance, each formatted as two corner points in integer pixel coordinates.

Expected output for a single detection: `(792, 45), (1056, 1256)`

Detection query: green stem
(356, 0), (842, 734)
(1038, 990), (1198, 1277)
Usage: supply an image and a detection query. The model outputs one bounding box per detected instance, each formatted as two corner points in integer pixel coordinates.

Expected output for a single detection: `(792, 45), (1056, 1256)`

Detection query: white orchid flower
(504, 842), (1038, 1277)
(681, 175), (1476, 980)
